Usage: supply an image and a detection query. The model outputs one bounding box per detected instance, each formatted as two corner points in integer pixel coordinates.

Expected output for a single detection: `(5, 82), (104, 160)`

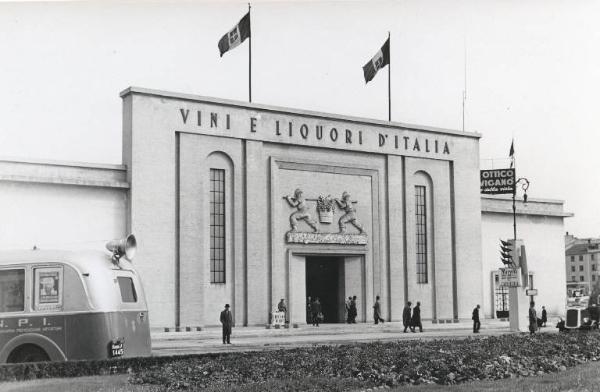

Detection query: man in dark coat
(472, 304), (481, 333)
(350, 296), (357, 323)
(373, 295), (384, 324)
(220, 304), (233, 344)
(402, 301), (412, 333)
(411, 301), (422, 332)
(528, 302), (537, 335)
(541, 305), (548, 327)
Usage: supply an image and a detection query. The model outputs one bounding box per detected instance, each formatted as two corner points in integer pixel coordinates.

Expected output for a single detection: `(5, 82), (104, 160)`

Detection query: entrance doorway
(306, 256), (345, 323)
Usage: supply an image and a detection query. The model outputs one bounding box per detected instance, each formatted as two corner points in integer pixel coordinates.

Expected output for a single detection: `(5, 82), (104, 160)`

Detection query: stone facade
(121, 87), (483, 329)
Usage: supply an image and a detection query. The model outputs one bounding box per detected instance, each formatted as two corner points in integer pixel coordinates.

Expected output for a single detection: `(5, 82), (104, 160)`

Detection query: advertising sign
(480, 169), (515, 194)
(271, 311), (285, 326)
(499, 267), (521, 287)
(34, 267), (63, 311)
(526, 289), (538, 296)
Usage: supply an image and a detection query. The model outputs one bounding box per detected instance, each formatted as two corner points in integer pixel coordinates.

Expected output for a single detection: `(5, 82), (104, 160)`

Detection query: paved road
(151, 320), (528, 356)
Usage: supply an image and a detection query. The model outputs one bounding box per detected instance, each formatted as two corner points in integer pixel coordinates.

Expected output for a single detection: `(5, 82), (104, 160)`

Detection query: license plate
(111, 341), (124, 357)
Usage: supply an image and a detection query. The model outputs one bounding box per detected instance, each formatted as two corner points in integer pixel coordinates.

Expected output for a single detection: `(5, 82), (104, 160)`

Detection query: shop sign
(480, 169), (515, 194)
(499, 267), (521, 287)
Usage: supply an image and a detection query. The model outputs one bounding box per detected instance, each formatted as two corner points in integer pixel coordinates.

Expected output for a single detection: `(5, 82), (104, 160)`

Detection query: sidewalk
(150, 319), (525, 356)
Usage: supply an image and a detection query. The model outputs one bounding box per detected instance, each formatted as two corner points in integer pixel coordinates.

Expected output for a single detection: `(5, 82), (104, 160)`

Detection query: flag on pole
(218, 12), (251, 57)
(509, 140), (515, 168)
(363, 38), (390, 83)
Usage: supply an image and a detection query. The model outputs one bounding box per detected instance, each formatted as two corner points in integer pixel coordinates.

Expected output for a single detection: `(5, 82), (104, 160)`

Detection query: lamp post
(512, 177), (530, 242)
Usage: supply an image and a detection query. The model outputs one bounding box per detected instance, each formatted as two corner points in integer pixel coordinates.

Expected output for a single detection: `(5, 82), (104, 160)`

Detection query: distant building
(565, 235), (600, 296)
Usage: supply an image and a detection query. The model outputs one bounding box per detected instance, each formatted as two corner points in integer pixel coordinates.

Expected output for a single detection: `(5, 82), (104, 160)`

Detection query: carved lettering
(379, 133), (386, 147)
(443, 142), (450, 154)
(250, 117), (257, 133)
(210, 113), (218, 128)
(197, 110), (201, 126)
(395, 135), (399, 149)
(276, 121), (281, 135)
(404, 136), (410, 149)
(435, 140), (439, 153)
(330, 128), (338, 142)
(180, 109), (190, 124)
(359, 131), (363, 145)
(345, 129), (352, 144)
(288, 122), (293, 137)
(316, 125), (323, 140)
(413, 139), (420, 151)
(226, 114), (230, 130)
(425, 139), (430, 152)
(300, 124), (309, 139)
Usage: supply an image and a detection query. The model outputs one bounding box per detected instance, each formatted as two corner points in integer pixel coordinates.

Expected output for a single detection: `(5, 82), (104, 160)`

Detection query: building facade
(122, 87), (483, 328)
(481, 196), (571, 319)
(0, 87), (571, 330)
(565, 236), (600, 296)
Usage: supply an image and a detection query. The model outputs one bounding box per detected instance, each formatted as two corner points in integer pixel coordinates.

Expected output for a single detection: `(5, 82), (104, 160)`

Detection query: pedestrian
(411, 301), (423, 332)
(472, 304), (481, 333)
(278, 298), (288, 324)
(350, 295), (358, 323)
(528, 302), (537, 335)
(541, 305), (547, 327)
(402, 301), (412, 333)
(220, 303), (233, 344)
(311, 297), (322, 327)
(373, 295), (385, 324)
(345, 296), (352, 323)
(306, 296), (312, 324)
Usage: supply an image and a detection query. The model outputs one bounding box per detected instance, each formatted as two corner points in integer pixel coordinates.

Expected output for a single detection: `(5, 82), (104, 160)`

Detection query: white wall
(481, 209), (567, 319)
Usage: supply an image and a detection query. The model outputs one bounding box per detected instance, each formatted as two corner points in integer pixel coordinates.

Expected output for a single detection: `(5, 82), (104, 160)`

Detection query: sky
(0, 0), (599, 236)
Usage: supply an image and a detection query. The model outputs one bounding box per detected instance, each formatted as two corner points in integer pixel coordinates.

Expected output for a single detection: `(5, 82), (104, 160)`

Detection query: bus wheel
(7, 344), (50, 363)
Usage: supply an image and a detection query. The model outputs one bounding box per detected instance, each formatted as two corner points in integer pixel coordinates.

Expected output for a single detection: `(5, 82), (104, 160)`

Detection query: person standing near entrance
(411, 301), (423, 332)
(345, 296), (352, 323)
(220, 304), (233, 344)
(402, 302), (412, 333)
(528, 302), (537, 335)
(311, 297), (322, 327)
(306, 296), (312, 324)
(278, 298), (288, 324)
(373, 296), (385, 324)
(541, 306), (548, 327)
(472, 304), (481, 333)
(350, 295), (358, 323)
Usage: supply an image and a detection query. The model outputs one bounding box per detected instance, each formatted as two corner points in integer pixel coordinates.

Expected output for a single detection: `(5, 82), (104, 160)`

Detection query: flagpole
(248, 3), (252, 103)
(388, 31), (391, 122)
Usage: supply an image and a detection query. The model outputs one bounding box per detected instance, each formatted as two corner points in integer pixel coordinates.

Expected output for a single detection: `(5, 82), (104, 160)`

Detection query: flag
(363, 38), (390, 83)
(218, 12), (251, 57)
(509, 140), (515, 168)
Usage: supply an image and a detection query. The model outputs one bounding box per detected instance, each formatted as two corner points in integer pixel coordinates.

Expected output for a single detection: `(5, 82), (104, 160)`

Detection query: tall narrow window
(415, 185), (428, 283)
(210, 168), (226, 283)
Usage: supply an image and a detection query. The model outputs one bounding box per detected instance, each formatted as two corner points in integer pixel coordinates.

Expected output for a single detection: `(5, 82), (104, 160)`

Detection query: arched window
(415, 185), (428, 283)
(209, 168), (226, 283)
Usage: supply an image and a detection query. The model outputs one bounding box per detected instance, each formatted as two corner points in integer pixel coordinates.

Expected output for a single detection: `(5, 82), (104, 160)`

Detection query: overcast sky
(0, 0), (598, 236)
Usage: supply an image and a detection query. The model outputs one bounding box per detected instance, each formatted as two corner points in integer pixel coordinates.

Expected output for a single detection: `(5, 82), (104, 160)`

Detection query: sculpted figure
(335, 191), (365, 234)
(285, 188), (318, 232)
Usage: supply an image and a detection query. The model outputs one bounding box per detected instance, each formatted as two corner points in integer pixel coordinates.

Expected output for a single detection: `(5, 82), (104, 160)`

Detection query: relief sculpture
(284, 188), (318, 233)
(283, 188), (368, 246)
(335, 191), (365, 234)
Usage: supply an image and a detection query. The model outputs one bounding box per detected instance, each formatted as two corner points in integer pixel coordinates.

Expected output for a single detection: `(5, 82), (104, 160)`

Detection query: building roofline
(120, 86), (482, 140)
(0, 156), (125, 171)
(481, 194), (567, 205)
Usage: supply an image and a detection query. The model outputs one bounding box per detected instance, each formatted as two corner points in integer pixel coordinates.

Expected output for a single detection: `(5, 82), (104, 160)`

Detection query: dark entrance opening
(306, 256), (344, 323)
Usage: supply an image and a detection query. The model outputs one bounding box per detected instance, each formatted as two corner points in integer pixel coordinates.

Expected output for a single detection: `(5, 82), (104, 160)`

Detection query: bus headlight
(106, 234), (137, 262)
(583, 317), (590, 324)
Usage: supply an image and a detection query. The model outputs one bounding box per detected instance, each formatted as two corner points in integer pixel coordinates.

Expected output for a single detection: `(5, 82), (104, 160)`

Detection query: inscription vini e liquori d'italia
(178, 108), (451, 156)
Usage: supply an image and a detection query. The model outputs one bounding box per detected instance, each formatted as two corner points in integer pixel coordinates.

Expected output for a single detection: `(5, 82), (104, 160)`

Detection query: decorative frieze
(286, 231), (367, 245)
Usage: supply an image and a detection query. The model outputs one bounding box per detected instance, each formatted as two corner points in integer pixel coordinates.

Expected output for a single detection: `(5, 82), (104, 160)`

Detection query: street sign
(526, 289), (538, 296)
(480, 169), (515, 194)
(499, 267), (521, 287)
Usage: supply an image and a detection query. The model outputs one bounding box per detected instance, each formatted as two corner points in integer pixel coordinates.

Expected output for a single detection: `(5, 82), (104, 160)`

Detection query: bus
(0, 235), (151, 363)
